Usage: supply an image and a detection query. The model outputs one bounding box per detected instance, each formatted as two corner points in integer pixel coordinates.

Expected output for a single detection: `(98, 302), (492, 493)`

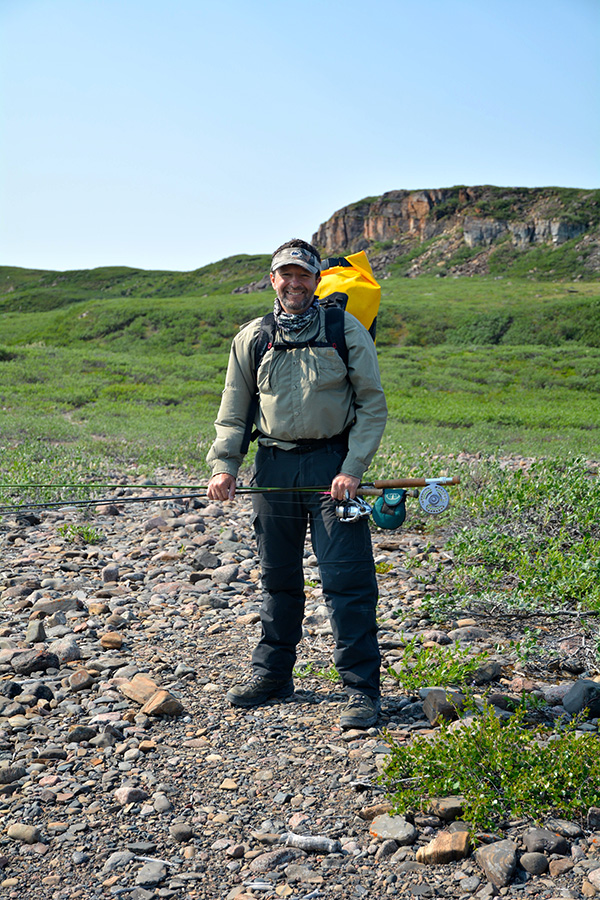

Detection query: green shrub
(57, 523), (104, 544)
(387, 637), (488, 691)
(382, 703), (600, 831)
(435, 458), (600, 617)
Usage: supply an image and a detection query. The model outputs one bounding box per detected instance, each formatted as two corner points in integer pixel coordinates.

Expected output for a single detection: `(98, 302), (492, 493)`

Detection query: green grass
(0, 262), (599, 471)
(422, 457), (600, 621)
(0, 272), (598, 460)
(293, 662), (342, 683)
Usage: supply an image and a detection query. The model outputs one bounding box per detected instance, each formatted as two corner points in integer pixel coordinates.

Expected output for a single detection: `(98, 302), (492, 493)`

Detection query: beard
(278, 286), (314, 314)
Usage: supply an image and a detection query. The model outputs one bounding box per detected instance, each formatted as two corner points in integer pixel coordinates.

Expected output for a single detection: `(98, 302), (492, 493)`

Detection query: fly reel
(418, 482), (450, 515)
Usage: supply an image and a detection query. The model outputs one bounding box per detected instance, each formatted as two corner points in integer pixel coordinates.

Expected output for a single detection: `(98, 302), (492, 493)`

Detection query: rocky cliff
(312, 186), (600, 278)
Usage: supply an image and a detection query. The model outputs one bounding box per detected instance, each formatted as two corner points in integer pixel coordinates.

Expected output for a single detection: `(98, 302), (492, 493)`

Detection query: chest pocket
(310, 346), (348, 390)
(257, 345), (348, 395)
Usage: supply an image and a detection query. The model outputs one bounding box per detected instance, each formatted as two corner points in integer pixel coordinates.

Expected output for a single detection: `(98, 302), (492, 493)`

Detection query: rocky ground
(1, 475), (599, 900)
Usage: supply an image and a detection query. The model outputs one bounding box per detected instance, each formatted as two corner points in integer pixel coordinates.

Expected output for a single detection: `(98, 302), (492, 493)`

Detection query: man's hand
(330, 473), (360, 501)
(207, 473), (236, 501)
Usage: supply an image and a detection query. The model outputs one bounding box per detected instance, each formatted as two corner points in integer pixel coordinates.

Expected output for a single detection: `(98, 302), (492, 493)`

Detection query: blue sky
(1, 0), (598, 272)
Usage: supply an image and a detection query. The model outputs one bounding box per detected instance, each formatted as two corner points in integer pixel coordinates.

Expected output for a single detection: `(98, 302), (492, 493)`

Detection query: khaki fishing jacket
(207, 307), (387, 480)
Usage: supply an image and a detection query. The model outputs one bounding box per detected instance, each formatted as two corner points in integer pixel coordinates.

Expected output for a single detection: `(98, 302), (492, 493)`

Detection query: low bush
(386, 638), (489, 691)
(382, 703), (600, 832)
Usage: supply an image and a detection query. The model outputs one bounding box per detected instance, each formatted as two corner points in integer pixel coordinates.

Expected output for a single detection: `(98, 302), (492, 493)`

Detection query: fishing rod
(0, 477), (459, 492)
(0, 477), (460, 528)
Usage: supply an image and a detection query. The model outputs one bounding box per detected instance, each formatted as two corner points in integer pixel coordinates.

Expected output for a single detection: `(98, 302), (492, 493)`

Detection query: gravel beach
(1, 477), (599, 900)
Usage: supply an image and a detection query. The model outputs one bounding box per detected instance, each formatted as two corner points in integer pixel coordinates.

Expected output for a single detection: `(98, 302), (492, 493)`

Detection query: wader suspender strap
(239, 307), (348, 455)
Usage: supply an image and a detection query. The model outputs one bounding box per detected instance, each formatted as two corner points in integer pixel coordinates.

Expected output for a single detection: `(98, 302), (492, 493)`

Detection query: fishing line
(0, 477), (459, 523)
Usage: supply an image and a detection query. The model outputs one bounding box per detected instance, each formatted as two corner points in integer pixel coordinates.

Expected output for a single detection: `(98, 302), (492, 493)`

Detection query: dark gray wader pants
(251, 441), (381, 699)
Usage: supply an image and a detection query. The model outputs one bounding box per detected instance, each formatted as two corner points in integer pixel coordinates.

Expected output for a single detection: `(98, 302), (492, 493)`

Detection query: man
(207, 239), (387, 728)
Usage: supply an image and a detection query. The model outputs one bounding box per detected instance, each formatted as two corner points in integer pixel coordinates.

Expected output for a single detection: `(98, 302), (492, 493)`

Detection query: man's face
(270, 264), (321, 314)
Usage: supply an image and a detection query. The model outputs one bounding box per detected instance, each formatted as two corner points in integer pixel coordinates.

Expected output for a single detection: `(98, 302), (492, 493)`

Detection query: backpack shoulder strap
(323, 306), (348, 368)
(240, 313), (275, 456)
(254, 311), (276, 372)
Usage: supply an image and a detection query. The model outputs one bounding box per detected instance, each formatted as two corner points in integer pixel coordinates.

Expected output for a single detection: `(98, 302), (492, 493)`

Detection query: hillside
(313, 185), (600, 280)
(0, 255), (270, 313)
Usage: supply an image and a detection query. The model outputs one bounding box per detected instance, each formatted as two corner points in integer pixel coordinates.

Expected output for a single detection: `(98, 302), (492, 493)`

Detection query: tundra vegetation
(1, 251), (599, 831)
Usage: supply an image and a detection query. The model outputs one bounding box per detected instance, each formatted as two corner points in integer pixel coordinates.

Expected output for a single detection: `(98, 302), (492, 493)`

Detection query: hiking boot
(226, 675), (294, 708)
(339, 692), (381, 729)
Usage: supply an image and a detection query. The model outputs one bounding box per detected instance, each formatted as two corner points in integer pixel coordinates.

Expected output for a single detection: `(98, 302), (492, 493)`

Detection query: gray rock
(96, 503), (121, 516)
(422, 688), (466, 724)
(25, 619), (47, 644)
(0, 700), (25, 717)
(169, 823), (194, 842)
(522, 827), (569, 855)
(563, 679), (600, 717)
(68, 725), (97, 743)
(541, 683), (572, 706)
(472, 660), (503, 684)
(30, 597), (83, 616)
(211, 564), (239, 585)
(0, 681), (22, 699)
(144, 516), (168, 532)
(0, 766), (27, 784)
(135, 860), (167, 885)
(153, 793), (173, 812)
(48, 636), (81, 663)
(131, 888), (155, 900)
(102, 563), (120, 583)
(69, 669), (96, 692)
(374, 839), (398, 861)
(475, 839), (517, 888)
(369, 814), (417, 845)
(588, 806), (600, 829)
(11, 649), (60, 675)
(114, 786), (150, 805)
(28, 681), (54, 700)
(395, 860), (426, 872)
(192, 549), (220, 570)
(102, 850), (135, 873)
(519, 851), (548, 875)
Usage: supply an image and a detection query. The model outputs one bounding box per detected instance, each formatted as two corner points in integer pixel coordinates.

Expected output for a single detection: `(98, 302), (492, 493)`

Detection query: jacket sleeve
(206, 322), (259, 477)
(340, 314), (388, 480)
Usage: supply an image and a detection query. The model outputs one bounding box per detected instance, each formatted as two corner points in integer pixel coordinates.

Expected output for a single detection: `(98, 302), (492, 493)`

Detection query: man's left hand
(330, 473), (361, 501)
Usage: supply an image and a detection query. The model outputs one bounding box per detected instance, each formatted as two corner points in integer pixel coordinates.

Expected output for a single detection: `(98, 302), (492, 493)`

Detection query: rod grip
(368, 476), (460, 488)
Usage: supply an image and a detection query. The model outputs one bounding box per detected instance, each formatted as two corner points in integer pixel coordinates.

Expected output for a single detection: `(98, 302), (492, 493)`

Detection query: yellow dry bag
(315, 250), (380, 339)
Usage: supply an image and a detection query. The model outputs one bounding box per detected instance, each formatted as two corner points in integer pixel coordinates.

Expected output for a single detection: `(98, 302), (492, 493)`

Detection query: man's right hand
(207, 473), (236, 501)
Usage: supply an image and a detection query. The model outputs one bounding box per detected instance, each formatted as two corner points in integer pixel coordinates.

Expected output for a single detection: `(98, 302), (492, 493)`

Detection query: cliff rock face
(312, 186), (599, 277)
(314, 189), (456, 252)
